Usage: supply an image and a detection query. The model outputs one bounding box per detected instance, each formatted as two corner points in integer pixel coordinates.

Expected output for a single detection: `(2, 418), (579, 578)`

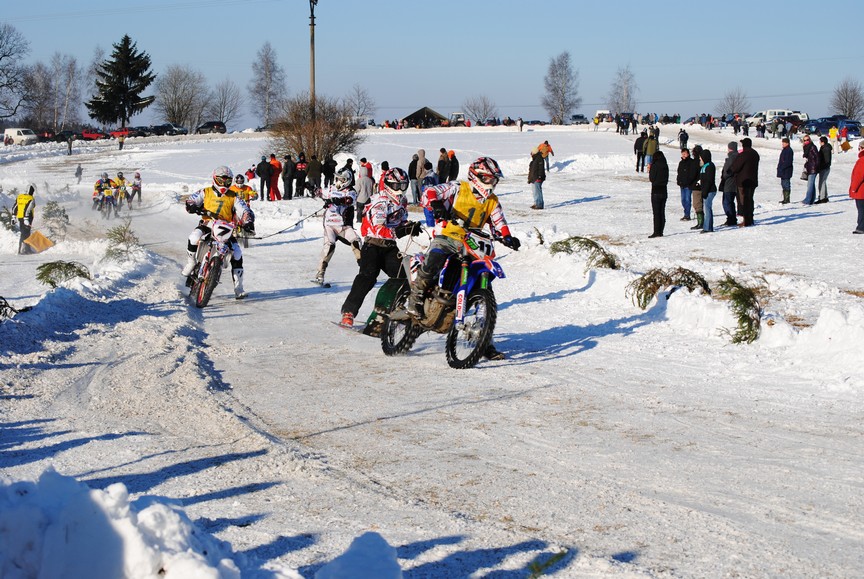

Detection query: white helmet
(467, 157), (503, 200)
(334, 170), (352, 190)
(212, 165), (233, 195)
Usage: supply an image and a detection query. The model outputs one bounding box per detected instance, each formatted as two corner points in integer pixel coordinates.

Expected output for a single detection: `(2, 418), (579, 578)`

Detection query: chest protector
(441, 181), (499, 241)
(203, 186), (236, 221)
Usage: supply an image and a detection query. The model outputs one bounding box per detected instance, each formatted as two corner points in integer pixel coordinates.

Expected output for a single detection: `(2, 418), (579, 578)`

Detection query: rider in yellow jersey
(182, 166), (255, 299)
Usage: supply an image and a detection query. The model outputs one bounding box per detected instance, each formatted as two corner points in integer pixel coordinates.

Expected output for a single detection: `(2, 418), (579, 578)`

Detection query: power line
(4, 0), (278, 22)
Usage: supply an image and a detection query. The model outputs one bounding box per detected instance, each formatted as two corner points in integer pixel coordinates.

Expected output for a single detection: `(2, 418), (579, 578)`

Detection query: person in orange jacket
(269, 153), (282, 200)
(849, 140), (864, 234)
(538, 140), (554, 170)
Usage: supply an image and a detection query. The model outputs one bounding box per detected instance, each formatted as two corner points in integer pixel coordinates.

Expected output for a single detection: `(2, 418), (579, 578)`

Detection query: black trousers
(18, 219), (32, 254)
(283, 178), (293, 199)
(738, 185), (756, 226)
(636, 152), (646, 172)
(341, 242), (403, 316)
(259, 177), (271, 200)
(651, 193), (667, 235)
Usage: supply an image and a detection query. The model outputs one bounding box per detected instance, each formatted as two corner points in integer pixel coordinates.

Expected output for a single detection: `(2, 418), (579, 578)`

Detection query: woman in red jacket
(850, 141), (864, 234)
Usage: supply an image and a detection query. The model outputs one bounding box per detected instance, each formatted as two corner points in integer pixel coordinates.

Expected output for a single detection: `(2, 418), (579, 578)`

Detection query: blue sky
(4, 0), (861, 129)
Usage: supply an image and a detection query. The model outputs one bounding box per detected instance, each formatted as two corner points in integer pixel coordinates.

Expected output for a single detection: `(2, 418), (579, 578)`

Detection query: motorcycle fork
(454, 259), (470, 323)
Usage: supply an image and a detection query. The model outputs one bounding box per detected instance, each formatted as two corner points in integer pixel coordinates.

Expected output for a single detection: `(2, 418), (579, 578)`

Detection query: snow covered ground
(1, 125), (863, 578)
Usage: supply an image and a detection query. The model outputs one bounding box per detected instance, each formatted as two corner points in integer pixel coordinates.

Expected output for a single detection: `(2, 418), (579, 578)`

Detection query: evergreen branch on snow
(0, 207), (16, 232)
(533, 227), (545, 246)
(625, 267), (711, 310)
(42, 201), (70, 240)
(35, 261), (92, 289)
(104, 219), (140, 262)
(528, 549), (569, 578)
(716, 273), (764, 344)
(548, 235), (620, 272)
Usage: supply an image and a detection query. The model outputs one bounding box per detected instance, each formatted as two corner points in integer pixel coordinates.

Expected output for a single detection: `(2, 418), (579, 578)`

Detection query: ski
(330, 320), (366, 333)
(310, 279), (331, 288)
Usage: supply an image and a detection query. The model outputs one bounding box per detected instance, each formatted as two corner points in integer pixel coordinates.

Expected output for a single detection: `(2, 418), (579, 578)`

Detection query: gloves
(185, 202), (200, 214)
(243, 222), (256, 235)
(323, 199), (333, 208)
(407, 221), (422, 237)
(502, 235), (521, 251)
(23, 219), (30, 227)
(430, 200), (448, 221)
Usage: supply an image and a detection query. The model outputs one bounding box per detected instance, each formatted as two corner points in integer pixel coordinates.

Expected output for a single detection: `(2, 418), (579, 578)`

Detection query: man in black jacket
(648, 151), (669, 238)
(256, 156), (273, 201)
(634, 131), (647, 172)
(676, 148), (699, 224)
(729, 137), (760, 226)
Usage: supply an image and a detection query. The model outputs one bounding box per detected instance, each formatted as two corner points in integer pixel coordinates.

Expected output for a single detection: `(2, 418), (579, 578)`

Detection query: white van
(746, 109), (795, 126)
(3, 128), (38, 145)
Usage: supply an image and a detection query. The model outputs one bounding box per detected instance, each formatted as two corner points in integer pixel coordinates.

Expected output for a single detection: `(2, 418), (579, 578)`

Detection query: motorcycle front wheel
(445, 288), (497, 369)
(194, 256), (222, 308)
(381, 287), (423, 356)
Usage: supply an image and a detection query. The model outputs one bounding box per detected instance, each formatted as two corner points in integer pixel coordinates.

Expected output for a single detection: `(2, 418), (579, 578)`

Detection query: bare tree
(83, 45), (105, 122)
(606, 64), (638, 114)
(154, 64), (211, 129)
(272, 92), (363, 159)
(206, 78), (244, 127)
(343, 83), (376, 120)
(0, 23), (30, 120)
(22, 63), (52, 127)
(248, 42), (287, 126)
(51, 53), (81, 130)
(463, 95), (499, 125)
(541, 52), (581, 124)
(715, 87), (751, 116)
(830, 77), (864, 121)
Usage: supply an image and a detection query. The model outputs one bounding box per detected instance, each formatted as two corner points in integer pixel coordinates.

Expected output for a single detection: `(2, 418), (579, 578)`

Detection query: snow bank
(0, 469), (240, 579)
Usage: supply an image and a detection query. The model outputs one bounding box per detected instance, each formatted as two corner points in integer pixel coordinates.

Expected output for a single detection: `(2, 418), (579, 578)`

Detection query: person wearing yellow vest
(229, 173), (258, 204)
(15, 184), (36, 254)
(410, 157), (521, 358)
(182, 166), (255, 299)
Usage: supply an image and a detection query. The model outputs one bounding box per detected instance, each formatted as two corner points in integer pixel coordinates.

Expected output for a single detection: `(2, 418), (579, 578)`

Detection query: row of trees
(534, 50), (863, 124)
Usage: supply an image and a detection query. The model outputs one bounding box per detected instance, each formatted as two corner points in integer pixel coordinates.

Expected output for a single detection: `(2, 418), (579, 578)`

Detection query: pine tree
(85, 35), (156, 127)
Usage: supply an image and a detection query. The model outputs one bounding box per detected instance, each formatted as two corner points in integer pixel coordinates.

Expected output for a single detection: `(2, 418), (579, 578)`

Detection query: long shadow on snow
(0, 290), (180, 362)
(547, 194), (609, 209)
(754, 209), (843, 227)
(0, 418), (146, 468)
(240, 533), (318, 572)
(83, 448), (268, 494)
(497, 311), (654, 366)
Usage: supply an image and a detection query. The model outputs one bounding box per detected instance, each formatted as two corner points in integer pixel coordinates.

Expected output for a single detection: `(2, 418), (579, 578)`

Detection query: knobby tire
(445, 288), (497, 369)
(195, 256), (222, 308)
(381, 288), (423, 356)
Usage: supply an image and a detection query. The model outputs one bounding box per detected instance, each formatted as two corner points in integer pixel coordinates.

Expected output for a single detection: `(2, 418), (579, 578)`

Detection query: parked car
(110, 126), (145, 138)
(35, 129), (56, 142)
(195, 121), (227, 134)
(525, 120), (546, 126)
(3, 128), (38, 145)
(838, 119), (862, 137)
(54, 130), (82, 142)
(770, 114), (805, 130)
(569, 114), (589, 125)
(150, 123), (188, 136)
(80, 128), (109, 140)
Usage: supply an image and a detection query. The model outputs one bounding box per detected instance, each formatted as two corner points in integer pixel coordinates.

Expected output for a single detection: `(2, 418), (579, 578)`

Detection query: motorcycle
(379, 228), (506, 369)
(100, 193), (118, 219)
(188, 211), (237, 308)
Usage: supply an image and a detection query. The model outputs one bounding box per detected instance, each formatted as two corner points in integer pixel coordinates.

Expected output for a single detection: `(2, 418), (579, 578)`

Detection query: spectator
(538, 140), (554, 170)
(720, 142), (739, 225)
(307, 154), (323, 193)
(377, 161), (390, 191)
(634, 131), (647, 172)
(118, 134), (125, 150)
(648, 151), (668, 238)
(678, 128), (689, 150)
(447, 150), (459, 182)
(729, 137), (760, 226)
(816, 136), (832, 204)
(322, 155), (337, 188)
(828, 125), (839, 152)
(839, 125), (849, 151)
(269, 154), (283, 200)
(75, 164), (83, 184)
(528, 147), (545, 210)
(294, 152), (309, 198)
(415, 149), (428, 199)
(849, 141), (864, 233)
(255, 156), (273, 201)
(698, 149), (717, 233)
(356, 157), (375, 223)
(408, 153), (420, 205)
(777, 137), (793, 204)
(436, 148), (450, 184)
(643, 133), (658, 169)
(517, 117), (523, 132)
(676, 148), (698, 222)
(688, 146), (704, 229)
(282, 154), (295, 199)
(801, 135), (819, 205)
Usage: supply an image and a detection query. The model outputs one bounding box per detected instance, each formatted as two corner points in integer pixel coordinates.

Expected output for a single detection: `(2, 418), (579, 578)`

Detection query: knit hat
(700, 149), (712, 163)
(728, 141), (737, 151)
(740, 137), (752, 148)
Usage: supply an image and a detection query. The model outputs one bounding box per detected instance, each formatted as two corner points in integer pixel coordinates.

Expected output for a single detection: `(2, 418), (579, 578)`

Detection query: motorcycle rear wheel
(381, 287), (423, 356)
(445, 288), (496, 369)
(194, 256), (222, 308)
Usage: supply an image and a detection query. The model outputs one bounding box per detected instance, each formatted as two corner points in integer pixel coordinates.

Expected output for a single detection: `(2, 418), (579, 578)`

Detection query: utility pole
(309, 0), (318, 118)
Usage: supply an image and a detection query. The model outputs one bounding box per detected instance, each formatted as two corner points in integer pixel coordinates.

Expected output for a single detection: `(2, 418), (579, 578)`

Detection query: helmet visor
(477, 173), (499, 187)
(388, 181), (409, 192)
(214, 175), (232, 187)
